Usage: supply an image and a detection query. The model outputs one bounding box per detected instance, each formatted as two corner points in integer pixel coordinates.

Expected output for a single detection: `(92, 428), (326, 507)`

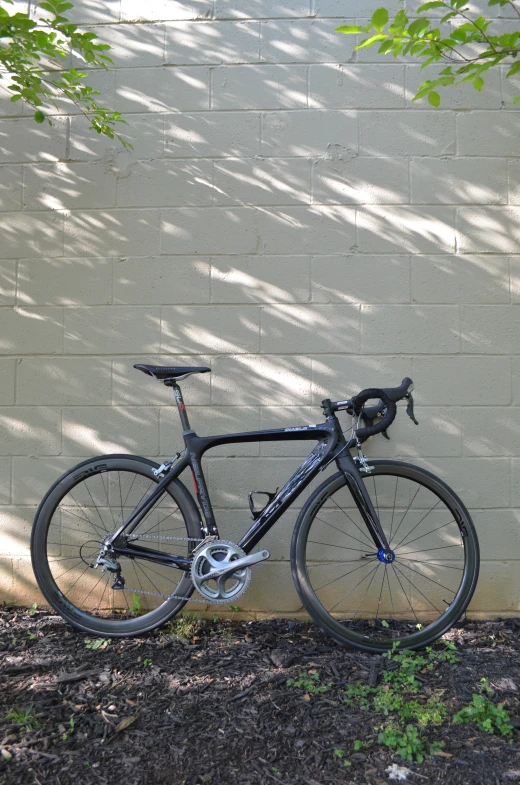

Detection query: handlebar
(351, 387), (397, 442)
(322, 377), (416, 444)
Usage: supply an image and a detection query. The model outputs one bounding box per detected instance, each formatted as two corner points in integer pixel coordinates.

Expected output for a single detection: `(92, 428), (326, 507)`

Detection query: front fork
(336, 452), (391, 555)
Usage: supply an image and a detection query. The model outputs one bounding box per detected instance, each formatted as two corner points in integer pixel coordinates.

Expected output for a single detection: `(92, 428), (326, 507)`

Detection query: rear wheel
(291, 461), (479, 652)
(31, 455), (203, 637)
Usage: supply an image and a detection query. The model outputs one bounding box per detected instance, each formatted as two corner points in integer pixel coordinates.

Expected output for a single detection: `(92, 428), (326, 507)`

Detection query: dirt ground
(2, 607), (520, 785)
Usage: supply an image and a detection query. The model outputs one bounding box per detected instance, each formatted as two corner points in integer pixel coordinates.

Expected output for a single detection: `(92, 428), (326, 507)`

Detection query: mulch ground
(2, 608), (520, 785)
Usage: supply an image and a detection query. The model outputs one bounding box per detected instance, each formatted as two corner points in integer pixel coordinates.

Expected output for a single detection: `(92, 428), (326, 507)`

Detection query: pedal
(248, 490), (278, 520)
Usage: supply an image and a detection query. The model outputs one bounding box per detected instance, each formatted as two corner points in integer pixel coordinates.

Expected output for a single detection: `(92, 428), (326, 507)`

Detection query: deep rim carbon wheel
(291, 461), (479, 652)
(31, 455), (203, 637)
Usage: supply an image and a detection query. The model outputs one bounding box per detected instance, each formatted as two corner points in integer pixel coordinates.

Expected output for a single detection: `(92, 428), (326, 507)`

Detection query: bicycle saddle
(134, 364), (211, 380)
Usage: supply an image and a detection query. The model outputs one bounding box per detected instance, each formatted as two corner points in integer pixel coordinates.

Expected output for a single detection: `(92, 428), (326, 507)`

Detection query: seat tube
(171, 383), (191, 432)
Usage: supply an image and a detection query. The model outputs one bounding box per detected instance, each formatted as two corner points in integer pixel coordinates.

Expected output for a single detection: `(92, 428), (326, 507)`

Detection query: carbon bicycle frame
(106, 383), (390, 570)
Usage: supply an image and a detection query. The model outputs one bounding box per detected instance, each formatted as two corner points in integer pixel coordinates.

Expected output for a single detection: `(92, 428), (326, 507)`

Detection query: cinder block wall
(1, 0), (519, 616)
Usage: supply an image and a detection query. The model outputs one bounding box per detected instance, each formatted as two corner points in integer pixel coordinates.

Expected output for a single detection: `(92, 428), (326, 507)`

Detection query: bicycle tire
(31, 454), (203, 637)
(290, 460), (479, 652)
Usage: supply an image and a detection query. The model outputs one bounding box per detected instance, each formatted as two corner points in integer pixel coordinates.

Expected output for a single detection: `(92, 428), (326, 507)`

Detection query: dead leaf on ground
(115, 715), (136, 733)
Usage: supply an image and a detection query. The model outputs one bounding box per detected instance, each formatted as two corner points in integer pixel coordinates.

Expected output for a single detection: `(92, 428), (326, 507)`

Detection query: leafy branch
(336, 0), (520, 107)
(0, 0), (131, 146)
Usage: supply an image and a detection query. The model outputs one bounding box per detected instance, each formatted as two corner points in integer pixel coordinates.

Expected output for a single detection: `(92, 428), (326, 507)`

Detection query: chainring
(190, 539), (251, 604)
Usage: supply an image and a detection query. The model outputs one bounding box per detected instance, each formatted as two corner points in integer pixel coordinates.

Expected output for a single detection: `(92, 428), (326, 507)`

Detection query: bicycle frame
(106, 383), (390, 570)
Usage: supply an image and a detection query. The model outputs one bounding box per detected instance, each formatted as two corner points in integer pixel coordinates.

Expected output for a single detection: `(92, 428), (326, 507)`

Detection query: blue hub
(377, 548), (395, 564)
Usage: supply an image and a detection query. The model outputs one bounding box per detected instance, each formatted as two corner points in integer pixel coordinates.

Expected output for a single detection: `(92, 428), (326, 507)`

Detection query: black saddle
(134, 364), (211, 381)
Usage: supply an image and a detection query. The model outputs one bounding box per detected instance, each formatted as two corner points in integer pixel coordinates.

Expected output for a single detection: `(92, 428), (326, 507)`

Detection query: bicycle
(30, 364), (479, 652)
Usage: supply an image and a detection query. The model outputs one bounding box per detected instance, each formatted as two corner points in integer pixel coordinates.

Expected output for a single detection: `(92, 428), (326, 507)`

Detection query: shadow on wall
(0, 5), (518, 609)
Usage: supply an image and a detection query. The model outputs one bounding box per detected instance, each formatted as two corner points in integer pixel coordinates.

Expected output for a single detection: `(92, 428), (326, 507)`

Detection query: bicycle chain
(122, 534), (205, 602)
(119, 585), (208, 603)
(129, 535), (203, 543)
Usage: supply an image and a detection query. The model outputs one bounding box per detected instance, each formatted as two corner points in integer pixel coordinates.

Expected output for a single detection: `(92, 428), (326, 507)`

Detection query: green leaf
(335, 24), (365, 34)
(34, 109), (45, 123)
(473, 76), (484, 91)
(417, 1), (446, 10)
(356, 33), (389, 49)
(513, 95), (520, 103)
(428, 90), (441, 107)
(389, 8), (408, 35)
(378, 39), (395, 54)
(408, 18), (430, 38)
(371, 7), (389, 32)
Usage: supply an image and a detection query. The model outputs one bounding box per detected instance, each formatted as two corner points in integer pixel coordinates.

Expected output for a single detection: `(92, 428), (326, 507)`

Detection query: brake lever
(406, 392), (419, 425)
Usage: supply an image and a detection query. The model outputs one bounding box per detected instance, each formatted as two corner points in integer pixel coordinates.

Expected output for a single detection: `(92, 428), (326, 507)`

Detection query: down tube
(238, 442), (329, 553)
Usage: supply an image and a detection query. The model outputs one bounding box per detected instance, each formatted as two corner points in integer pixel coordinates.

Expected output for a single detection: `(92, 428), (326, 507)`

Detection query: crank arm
(200, 549), (270, 584)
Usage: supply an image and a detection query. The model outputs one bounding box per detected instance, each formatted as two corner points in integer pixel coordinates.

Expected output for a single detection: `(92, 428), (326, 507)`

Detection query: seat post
(168, 382), (192, 433)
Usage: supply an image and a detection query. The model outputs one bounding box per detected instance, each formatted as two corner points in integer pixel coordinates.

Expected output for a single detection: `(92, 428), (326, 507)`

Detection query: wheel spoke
(393, 499), (442, 550)
(395, 519), (457, 551)
(39, 462), (194, 627)
(393, 563), (444, 615)
(301, 466), (476, 651)
(313, 515), (374, 550)
(313, 559), (377, 593)
(389, 484), (421, 546)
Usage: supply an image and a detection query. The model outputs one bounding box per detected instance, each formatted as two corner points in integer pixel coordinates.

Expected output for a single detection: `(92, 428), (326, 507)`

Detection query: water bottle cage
(248, 490), (278, 520)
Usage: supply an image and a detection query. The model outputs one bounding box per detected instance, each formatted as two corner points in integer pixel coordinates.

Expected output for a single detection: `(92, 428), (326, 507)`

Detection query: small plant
(430, 641), (460, 665)
(166, 613), (203, 640)
(228, 605), (241, 612)
(29, 602), (38, 616)
(61, 715), (75, 741)
(353, 739), (364, 751)
(344, 680), (375, 711)
(27, 631), (36, 641)
(479, 677), (495, 696)
(143, 658), (152, 667)
(287, 671), (332, 696)
(378, 723), (443, 763)
(84, 638), (111, 650)
(130, 594), (142, 615)
(5, 707), (40, 731)
(333, 748), (352, 767)
(454, 694), (513, 737)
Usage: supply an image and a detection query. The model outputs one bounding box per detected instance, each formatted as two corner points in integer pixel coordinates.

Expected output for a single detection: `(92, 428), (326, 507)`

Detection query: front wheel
(31, 455), (203, 637)
(291, 460), (479, 652)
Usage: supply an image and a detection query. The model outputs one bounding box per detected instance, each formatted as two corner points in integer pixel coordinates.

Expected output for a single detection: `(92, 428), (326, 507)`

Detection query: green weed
(61, 715), (75, 741)
(143, 658), (152, 667)
(5, 707), (40, 731)
(333, 748), (352, 767)
(84, 638), (111, 650)
(165, 613), (203, 640)
(344, 643), (456, 764)
(29, 602), (38, 616)
(287, 671), (332, 696)
(378, 723), (444, 763)
(130, 594), (143, 615)
(343, 680), (375, 710)
(454, 694), (513, 736)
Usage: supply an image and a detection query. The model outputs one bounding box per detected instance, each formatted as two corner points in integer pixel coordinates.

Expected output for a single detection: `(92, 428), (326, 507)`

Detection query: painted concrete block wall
(0, 0), (519, 616)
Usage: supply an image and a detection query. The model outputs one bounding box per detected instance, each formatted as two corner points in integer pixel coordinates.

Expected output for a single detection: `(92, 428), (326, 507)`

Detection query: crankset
(191, 540), (269, 604)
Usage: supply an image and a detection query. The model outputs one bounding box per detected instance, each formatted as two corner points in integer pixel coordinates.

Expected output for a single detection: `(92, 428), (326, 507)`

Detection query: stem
(38, 73), (110, 134)
(506, 0), (520, 20)
(457, 8), (498, 53)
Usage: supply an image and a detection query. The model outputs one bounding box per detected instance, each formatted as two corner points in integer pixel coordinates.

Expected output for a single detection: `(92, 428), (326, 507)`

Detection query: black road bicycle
(31, 365), (480, 652)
